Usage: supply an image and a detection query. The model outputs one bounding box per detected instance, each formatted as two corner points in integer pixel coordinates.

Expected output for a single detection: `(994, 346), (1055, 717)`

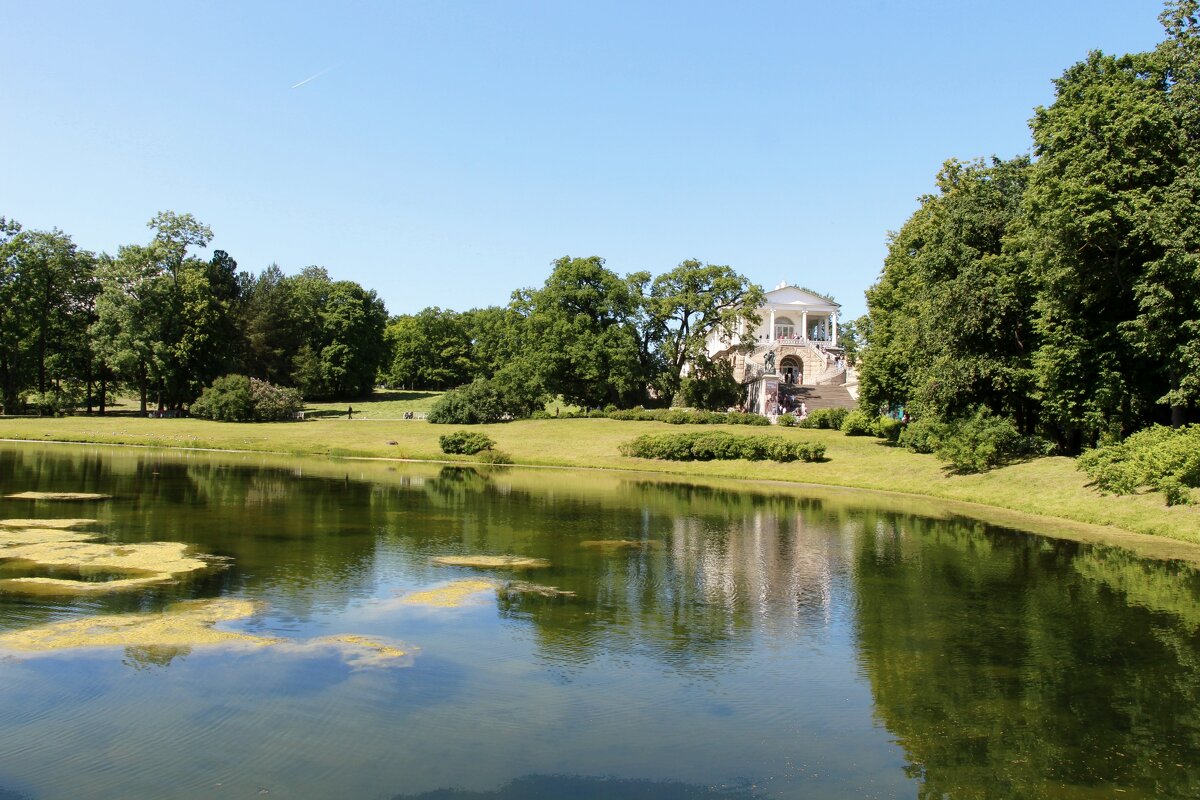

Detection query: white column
(832, 312), (838, 345)
(801, 310), (808, 341)
(769, 308), (775, 342)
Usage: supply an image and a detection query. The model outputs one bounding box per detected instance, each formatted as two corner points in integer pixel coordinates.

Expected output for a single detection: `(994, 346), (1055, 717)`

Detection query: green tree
(1026, 48), (1182, 446)
(645, 260), (764, 398)
(517, 256), (648, 408)
(382, 307), (473, 390)
(859, 157), (1036, 429)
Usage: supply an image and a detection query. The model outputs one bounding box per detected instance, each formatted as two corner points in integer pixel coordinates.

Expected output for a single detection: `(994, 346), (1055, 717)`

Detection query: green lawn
(301, 389), (442, 419)
(1, 410), (1197, 553)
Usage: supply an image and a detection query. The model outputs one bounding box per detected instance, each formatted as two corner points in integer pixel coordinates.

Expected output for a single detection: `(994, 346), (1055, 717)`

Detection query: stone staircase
(779, 384), (856, 411)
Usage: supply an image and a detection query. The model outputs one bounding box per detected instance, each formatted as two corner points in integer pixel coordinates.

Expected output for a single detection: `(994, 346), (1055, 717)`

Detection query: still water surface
(0, 444), (1198, 799)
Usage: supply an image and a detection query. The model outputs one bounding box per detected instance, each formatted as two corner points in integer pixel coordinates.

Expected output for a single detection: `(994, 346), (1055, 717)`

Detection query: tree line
(0, 212), (387, 414)
(0, 212), (762, 415)
(857, 1), (1200, 452)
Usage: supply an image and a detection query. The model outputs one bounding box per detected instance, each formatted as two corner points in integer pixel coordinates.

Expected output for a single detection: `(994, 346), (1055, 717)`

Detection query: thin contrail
(291, 67), (334, 89)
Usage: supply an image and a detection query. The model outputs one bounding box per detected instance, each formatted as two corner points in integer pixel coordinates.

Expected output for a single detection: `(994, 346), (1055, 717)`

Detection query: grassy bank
(0, 413), (1197, 548)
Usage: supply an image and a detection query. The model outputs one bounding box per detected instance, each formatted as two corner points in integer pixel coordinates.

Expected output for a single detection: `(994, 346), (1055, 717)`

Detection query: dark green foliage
(873, 416), (904, 444)
(678, 357), (741, 411)
(796, 407), (848, 430)
(776, 414), (797, 427)
(620, 431), (825, 462)
(926, 408), (1038, 474)
(840, 410), (876, 436)
(1078, 424), (1200, 505)
(382, 307), (473, 390)
(427, 375), (539, 424)
(438, 430), (496, 455)
(190, 374), (255, 421)
(898, 417), (941, 454)
(190, 375), (301, 422)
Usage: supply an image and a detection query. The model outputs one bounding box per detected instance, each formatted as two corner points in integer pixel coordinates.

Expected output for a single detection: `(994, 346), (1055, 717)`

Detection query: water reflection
(0, 444), (1199, 799)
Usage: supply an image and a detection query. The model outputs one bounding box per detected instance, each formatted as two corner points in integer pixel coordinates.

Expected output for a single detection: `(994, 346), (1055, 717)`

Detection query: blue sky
(1, 1), (1169, 320)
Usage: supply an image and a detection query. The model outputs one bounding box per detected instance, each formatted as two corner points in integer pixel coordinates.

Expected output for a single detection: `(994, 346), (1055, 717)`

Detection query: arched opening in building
(780, 355), (802, 385)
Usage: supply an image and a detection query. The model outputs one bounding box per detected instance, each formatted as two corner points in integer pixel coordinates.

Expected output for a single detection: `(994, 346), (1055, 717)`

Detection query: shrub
(530, 410), (553, 420)
(439, 431), (496, 455)
(873, 416), (904, 444)
(190, 375), (255, 421)
(933, 408), (1024, 473)
(840, 409), (876, 436)
(477, 449), (513, 465)
(797, 407), (848, 430)
(587, 409), (606, 418)
(249, 379), (303, 421)
(1078, 424), (1200, 505)
(776, 414), (797, 427)
(899, 416), (940, 454)
(428, 375), (539, 424)
(620, 431), (826, 463)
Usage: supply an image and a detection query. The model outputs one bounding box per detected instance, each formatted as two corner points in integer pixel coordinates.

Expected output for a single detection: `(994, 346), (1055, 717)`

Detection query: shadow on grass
(392, 774), (763, 800)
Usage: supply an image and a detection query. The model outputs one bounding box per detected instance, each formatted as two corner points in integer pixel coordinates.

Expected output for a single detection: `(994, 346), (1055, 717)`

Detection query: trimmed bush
(776, 414), (797, 427)
(797, 407), (849, 430)
(840, 409), (876, 436)
(439, 430), (496, 455)
(1078, 424), (1200, 505)
(620, 431), (826, 463)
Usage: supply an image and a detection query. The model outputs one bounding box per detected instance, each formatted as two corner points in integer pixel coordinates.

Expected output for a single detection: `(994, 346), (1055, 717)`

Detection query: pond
(0, 443), (1198, 799)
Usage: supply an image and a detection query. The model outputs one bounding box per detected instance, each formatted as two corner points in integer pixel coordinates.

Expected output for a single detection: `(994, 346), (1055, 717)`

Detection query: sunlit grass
(1, 406), (1197, 546)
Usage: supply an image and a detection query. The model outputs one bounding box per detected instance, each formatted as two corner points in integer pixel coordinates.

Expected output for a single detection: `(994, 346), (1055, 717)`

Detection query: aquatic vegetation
(431, 555), (551, 569)
(0, 518), (96, 529)
(401, 579), (498, 607)
(399, 578), (575, 608)
(0, 539), (211, 594)
(0, 598), (273, 652)
(0, 599), (414, 668)
(0, 524), (216, 594)
(4, 492), (111, 501)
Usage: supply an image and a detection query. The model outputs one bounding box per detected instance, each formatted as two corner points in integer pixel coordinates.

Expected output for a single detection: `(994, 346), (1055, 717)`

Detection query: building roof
(762, 284), (841, 309)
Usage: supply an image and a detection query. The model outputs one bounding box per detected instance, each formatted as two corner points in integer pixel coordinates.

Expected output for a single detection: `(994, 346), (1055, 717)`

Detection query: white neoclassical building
(703, 283), (848, 412)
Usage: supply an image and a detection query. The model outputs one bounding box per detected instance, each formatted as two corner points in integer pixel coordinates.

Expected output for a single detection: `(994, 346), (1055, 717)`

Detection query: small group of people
(772, 397), (808, 419)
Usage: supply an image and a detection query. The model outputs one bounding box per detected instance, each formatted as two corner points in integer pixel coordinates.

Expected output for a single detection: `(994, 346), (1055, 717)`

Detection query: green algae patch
(0, 598), (273, 653)
(399, 578), (574, 608)
(0, 530), (217, 595)
(4, 492), (110, 501)
(0, 527), (98, 547)
(580, 539), (664, 551)
(0, 540), (209, 593)
(0, 518), (96, 529)
(401, 579), (499, 607)
(432, 555), (551, 569)
(299, 634), (415, 668)
(0, 599), (416, 669)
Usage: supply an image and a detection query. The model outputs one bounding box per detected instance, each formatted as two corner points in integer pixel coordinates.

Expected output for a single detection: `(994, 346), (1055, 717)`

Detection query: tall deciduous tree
(645, 260), (763, 398)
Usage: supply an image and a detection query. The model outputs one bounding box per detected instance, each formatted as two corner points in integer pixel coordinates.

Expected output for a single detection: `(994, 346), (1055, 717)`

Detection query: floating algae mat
(580, 539), (665, 550)
(0, 524), (216, 594)
(0, 518), (96, 529)
(4, 492), (111, 501)
(431, 554), (551, 569)
(401, 579), (499, 607)
(400, 578), (574, 608)
(0, 598), (413, 667)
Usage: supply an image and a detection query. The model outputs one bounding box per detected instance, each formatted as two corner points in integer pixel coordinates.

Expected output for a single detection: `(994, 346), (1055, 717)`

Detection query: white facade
(704, 283), (841, 359)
